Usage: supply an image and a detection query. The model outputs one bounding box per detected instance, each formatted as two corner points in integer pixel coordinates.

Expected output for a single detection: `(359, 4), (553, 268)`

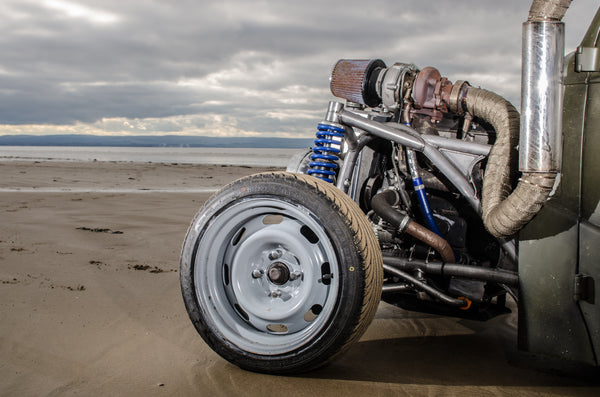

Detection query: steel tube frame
(336, 134), (373, 193)
(421, 134), (491, 156)
(338, 107), (481, 212)
(382, 264), (468, 307)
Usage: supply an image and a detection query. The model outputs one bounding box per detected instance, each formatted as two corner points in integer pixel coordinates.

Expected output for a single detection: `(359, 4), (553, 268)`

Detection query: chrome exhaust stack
(471, 0), (571, 238)
(520, 1), (568, 174)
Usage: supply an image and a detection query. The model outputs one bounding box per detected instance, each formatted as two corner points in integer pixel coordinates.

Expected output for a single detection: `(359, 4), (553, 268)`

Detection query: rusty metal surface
(405, 220), (455, 263)
(412, 67), (453, 121)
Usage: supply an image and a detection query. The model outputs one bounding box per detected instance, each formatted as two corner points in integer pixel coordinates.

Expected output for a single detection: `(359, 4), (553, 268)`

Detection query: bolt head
(268, 250), (282, 260)
(289, 271), (303, 281)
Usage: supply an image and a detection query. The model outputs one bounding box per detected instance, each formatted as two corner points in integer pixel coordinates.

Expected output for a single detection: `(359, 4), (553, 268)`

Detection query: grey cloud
(0, 0), (597, 135)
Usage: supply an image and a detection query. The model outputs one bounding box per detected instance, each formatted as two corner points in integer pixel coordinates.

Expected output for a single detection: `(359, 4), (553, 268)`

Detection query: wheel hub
(268, 262), (290, 285)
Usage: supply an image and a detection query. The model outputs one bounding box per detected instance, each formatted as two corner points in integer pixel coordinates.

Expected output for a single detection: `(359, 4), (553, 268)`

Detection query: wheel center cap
(268, 262), (290, 285)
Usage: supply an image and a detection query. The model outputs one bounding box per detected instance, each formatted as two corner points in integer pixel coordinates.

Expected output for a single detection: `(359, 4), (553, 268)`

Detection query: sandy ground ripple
(0, 160), (598, 396)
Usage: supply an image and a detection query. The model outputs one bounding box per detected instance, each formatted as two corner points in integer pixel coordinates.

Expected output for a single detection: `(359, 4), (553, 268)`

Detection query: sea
(0, 146), (306, 168)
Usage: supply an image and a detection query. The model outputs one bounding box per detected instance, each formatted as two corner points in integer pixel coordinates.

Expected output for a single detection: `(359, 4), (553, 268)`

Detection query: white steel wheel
(180, 172), (382, 373)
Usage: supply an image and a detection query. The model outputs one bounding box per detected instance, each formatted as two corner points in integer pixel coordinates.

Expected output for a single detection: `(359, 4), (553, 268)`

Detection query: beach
(1, 160), (598, 396)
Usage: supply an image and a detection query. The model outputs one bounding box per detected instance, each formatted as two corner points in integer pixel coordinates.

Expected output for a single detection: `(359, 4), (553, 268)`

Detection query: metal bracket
(575, 46), (600, 73)
(574, 274), (595, 304)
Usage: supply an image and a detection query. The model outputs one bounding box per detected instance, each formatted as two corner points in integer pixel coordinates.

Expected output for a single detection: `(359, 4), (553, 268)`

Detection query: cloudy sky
(0, 0), (597, 138)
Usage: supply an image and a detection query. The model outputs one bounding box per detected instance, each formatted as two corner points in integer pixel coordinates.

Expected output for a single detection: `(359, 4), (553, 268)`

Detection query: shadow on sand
(309, 316), (599, 388)
(192, 308), (599, 394)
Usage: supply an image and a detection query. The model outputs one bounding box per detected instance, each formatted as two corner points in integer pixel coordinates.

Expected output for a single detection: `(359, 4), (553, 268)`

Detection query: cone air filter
(330, 59), (386, 107)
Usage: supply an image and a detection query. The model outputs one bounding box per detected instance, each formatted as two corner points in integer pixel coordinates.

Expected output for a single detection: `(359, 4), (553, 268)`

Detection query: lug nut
(251, 269), (264, 278)
(289, 271), (303, 281)
(270, 290), (282, 298)
(268, 249), (282, 260)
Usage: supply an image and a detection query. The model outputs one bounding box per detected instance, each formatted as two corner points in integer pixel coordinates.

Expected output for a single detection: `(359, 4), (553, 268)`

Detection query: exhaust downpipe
(471, 0), (570, 238)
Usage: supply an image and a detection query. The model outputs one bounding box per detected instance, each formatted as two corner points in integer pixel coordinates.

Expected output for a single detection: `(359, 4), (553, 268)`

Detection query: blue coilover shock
(307, 122), (345, 183)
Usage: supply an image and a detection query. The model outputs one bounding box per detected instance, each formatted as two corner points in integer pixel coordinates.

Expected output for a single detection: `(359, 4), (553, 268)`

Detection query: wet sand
(0, 160), (598, 396)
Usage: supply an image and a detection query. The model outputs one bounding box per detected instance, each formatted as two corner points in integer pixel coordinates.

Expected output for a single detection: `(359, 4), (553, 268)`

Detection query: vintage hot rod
(180, 0), (599, 373)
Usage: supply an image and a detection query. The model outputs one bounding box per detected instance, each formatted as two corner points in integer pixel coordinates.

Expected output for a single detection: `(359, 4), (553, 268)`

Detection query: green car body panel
(519, 7), (600, 365)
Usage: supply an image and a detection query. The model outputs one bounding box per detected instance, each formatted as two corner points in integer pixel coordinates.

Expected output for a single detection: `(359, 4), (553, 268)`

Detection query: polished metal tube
(420, 134), (491, 156)
(324, 101), (344, 124)
(336, 135), (372, 193)
(339, 109), (426, 151)
(520, 21), (565, 173)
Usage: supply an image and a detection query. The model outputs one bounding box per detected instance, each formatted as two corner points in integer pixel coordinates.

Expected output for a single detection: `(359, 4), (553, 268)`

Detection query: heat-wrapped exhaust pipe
(459, 86), (557, 238)
(460, 0), (570, 238)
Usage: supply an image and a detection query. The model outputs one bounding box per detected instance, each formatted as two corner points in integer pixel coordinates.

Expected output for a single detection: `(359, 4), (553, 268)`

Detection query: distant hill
(0, 134), (313, 149)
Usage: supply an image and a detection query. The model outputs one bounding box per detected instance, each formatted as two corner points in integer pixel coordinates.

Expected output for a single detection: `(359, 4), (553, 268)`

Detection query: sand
(0, 160), (598, 396)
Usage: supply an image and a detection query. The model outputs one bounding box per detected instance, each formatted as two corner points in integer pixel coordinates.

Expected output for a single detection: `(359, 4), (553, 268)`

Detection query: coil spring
(307, 123), (345, 183)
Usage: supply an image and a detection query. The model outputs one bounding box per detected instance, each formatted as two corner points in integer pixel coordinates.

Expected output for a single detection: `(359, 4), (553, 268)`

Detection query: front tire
(180, 172), (382, 373)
